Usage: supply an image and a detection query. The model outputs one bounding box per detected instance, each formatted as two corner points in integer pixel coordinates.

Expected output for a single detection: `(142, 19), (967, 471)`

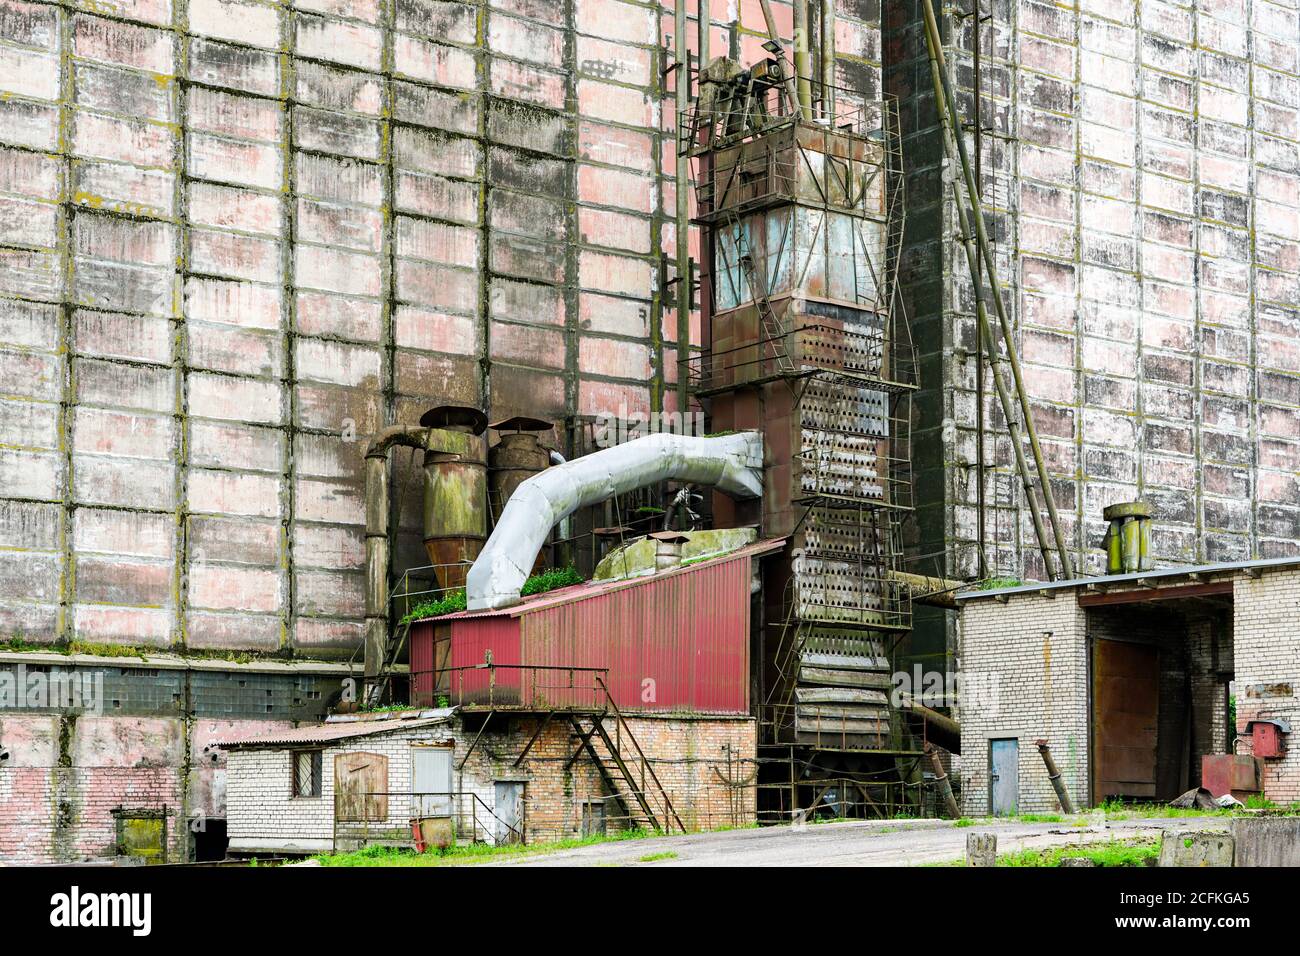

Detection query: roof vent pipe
(467, 431), (764, 610)
(1102, 501), (1154, 574)
(649, 530), (692, 571)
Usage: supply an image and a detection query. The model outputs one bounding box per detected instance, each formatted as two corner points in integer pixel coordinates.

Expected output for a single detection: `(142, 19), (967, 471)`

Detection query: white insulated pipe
(467, 431), (764, 610)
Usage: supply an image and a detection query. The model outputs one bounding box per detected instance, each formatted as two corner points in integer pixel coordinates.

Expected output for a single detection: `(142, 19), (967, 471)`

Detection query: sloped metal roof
(215, 708), (456, 749)
(436, 536), (787, 621)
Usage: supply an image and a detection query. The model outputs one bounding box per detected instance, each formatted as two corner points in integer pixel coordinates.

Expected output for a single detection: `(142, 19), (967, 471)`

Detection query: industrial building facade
(0, 0), (1298, 862)
(958, 557), (1300, 816)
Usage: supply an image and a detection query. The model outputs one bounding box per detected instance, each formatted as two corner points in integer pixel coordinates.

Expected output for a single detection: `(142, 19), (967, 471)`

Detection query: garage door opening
(1086, 593), (1234, 805)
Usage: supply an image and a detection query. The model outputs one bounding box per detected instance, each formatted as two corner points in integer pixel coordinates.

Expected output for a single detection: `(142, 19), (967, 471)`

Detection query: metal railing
(409, 661), (611, 712)
(330, 790), (522, 852)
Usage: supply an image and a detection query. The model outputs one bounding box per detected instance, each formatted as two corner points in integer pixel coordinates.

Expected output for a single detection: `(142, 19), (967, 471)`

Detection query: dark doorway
(192, 818), (228, 862)
(1092, 639), (1159, 801)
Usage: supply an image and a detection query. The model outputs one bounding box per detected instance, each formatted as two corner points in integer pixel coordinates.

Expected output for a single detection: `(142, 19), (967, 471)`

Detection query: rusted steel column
(819, 0), (834, 118)
(1035, 739), (1075, 814)
(926, 743), (962, 819)
(792, 0), (812, 117)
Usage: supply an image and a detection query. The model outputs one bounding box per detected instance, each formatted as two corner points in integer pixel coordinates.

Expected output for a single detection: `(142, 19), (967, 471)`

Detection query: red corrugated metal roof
(438, 536), (786, 620)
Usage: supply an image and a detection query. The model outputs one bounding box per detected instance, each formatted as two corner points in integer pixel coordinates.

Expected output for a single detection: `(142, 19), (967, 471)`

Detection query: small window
(291, 750), (322, 798)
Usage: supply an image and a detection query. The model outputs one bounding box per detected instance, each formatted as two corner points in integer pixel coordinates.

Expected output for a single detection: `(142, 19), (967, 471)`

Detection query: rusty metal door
(989, 738), (1018, 816)
(334, 752), (388, 822)
(1093, 639), (1159, 801)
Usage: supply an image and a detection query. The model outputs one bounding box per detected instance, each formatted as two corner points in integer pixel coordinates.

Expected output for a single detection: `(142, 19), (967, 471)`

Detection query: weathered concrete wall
(889, 0), (1300, 596)
(225, 711), (757, 851)
(0, 654), (346, 862)
(0, 0), (665, 655)
(0, 0), (885, 658)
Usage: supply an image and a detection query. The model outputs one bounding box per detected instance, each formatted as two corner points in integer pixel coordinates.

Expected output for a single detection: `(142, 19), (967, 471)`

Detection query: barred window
(291, 750), (322, 798)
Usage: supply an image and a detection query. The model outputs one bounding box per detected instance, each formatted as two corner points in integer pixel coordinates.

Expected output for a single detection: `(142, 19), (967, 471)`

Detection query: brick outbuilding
(956, 556), (1300, 816)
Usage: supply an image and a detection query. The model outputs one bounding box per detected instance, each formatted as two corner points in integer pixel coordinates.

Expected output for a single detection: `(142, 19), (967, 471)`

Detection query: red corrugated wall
(409, 553), (752, 714)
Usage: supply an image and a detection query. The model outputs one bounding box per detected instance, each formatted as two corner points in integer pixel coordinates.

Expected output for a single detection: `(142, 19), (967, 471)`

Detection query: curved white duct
(467, 431), (764, 610)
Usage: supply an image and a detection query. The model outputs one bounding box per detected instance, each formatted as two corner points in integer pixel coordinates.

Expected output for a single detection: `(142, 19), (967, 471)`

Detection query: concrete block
(490, 59), (567, 109)
(73, 161), (174, 219)
(966, 832), (997, 866)
(187, 322), (284, 378)
(187, 133), (281, 190)
(394, 306), (480, 356)
(187, 470), (282, 519)
(297, 153), (383, 207)
(296, 14), (382, 71)
(188, 516), (280, 567)
(72, 455), (175, 508)
(295, 245), (382, 298)
(188, 38), (280, 96)
(294, 107), (381, 161)
(190, 0), (281, 48)
(188, 372), (282, 425)
(189, 564), (281, 613)
(295, 292), (383, 342)
(74, 508), (174, 559)
(1157, 830), (1234, 867)
(72, 13), (173, 73)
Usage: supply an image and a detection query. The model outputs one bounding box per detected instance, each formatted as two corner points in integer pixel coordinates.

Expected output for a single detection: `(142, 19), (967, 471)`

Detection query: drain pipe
(1036, 739), (1076, 814)
(467, 431), (764, 610)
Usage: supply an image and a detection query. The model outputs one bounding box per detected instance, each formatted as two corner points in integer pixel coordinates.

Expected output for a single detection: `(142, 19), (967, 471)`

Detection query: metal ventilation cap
(419, 404), (488, 435)
(491, 416), (552, 433)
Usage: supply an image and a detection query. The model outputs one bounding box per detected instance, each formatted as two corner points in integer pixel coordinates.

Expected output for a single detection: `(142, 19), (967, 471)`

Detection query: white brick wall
(1234, 568), (1300, 804)
(957, 591), (1090, 815)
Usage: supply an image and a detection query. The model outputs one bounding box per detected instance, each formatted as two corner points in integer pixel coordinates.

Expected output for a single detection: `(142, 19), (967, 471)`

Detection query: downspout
(467, 431), (764, 610)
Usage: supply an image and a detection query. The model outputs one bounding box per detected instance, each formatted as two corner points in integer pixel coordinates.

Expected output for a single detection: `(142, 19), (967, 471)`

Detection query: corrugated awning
(215, 710), (455, 749)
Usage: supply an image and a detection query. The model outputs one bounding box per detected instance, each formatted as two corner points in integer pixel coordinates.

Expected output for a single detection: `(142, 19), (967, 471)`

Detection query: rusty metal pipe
(926, 743), (962, 818)
(757, 0), (803, 120)
(819, 0), (834, 119)
(1035, 739), (1075, 814)
(792, 0), (812, 117)
(363, 427), (429, 683)
(902, 695), (961, 753)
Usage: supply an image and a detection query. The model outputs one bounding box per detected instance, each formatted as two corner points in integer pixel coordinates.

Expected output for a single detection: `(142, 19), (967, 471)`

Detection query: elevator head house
(957, 555), (1300, 816)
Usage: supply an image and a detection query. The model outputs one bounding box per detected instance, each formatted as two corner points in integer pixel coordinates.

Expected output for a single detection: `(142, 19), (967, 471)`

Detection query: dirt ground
(486, 815), (1229, 867)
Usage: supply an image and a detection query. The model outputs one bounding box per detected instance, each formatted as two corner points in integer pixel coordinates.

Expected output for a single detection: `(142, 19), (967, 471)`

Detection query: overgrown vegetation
(519, 566), (584, 596)
(638, 851), (677, 862)
(400, 590), (467, 623)
(980, 577), (1024, 590)
(998, 837), (1159, 867)
(313, 827), (655, 867)
(401, 568), (586, 624)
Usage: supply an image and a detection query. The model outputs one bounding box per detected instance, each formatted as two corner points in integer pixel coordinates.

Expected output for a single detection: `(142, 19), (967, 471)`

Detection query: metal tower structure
(681, 52), (925, 820)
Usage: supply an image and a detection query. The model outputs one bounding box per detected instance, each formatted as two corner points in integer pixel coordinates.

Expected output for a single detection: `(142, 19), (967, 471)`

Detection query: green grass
(953, 817), (974, 827)
(1017, 813), (1063, 823)
(637, 851), (677, 862)
(998, 837), (1159, 868)
(314, 827), (656, 867)
(519, 566), (584, 596)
